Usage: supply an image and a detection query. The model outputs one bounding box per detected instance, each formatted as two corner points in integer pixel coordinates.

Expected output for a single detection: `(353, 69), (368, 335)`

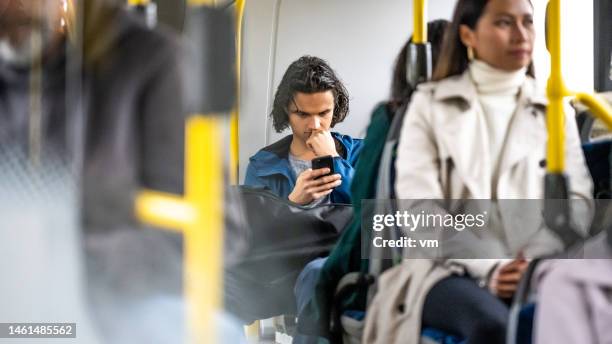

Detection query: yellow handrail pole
(135, 116), (224, 344)
(185, 116), (224, 344)
(133, 0), (225, 342)
(230, 0), (246, 184)
(127, 0), (150, 5)
(182, 3), (223, 344)
(135, 191), (196, 231)
(182, 1), (224, 342)
(413, 0), (427, 43)
(574, 92), (612, 130)
(546, 0), (567, 173)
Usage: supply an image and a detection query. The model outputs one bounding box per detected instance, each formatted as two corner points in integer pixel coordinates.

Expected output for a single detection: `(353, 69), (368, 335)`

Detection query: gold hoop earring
(467, 46), (475, 61)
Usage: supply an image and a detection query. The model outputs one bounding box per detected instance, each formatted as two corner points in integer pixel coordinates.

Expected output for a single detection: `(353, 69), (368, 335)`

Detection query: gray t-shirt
(288, 154), (330, 207)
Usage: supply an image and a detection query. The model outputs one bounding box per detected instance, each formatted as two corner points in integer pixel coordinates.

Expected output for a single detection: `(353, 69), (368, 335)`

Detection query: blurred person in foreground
(0, 1), (220, 342)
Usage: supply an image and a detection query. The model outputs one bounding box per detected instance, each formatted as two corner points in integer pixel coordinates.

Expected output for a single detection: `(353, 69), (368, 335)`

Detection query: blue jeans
(293, 257), (328, 344)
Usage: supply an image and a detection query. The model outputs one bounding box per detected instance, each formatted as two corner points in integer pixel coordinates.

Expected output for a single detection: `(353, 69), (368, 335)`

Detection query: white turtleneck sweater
(468, 59), (527, 195)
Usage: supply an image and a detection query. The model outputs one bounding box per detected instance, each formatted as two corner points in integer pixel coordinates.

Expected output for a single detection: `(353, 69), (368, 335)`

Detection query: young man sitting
(244, 55), (363, 206)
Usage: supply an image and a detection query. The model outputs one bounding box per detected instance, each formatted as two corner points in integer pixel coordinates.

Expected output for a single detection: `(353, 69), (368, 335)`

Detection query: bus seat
(582, 140), (612, 199)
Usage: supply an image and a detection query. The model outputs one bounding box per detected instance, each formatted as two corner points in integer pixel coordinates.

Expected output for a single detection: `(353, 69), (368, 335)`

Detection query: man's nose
(308, 116), (320, 130)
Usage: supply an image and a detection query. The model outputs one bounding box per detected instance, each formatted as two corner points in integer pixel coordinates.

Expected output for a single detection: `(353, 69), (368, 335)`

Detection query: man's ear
(459, 24), (476, 51)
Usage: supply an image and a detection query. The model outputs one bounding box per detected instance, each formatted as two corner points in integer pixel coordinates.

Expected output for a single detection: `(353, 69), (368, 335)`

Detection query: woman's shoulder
(413, 73), (471, 99)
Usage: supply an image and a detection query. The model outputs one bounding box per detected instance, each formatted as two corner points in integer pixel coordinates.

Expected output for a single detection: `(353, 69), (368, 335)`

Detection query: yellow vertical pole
(187, 3), (222, 344)
(546, 0), (566, 173)
(133, 1), (225, 342)
(230, 0), (246, 184)
(413, 0), (427, 43)
(185, 116), (224, 344)
(183, 2), (224, 342)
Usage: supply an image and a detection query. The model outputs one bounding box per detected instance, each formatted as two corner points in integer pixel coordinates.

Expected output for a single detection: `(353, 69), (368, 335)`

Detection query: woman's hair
(389, 19), (450, 113)
(270, 56), (349, 133)
(433, 0), (534, 81)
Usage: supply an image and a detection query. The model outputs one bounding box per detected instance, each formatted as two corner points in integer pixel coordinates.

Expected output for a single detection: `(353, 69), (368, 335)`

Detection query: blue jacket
(244, 132), (363, 204)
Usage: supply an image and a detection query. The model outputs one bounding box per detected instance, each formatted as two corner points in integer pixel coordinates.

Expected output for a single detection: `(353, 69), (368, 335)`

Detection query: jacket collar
(249, 135), (293, 179)
(433, 70), (548, 108)
(250, 132), (348, 178)
(433, 71), (548, 198)
(262, 134), (293, 159)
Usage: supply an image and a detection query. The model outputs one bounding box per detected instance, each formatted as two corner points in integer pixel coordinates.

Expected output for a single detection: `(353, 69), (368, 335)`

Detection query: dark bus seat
(224, 186), (353, 324)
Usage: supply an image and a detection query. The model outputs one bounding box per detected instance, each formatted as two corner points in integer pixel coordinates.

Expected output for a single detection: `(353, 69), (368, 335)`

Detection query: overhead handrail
(573, 92), (612, 129)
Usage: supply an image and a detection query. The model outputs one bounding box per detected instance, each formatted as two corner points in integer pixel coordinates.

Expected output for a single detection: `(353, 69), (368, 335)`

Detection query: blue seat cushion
(582, 140), (612, 198)
(516, 303), (536, 344)
(421, 327), (465, 344)
(342, 311), (465, 344)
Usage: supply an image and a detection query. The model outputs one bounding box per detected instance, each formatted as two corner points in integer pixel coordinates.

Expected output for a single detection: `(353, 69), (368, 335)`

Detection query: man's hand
(288, 168), (341, 205)
(306, 130), (339, 157)
(489, 257), (529, 299)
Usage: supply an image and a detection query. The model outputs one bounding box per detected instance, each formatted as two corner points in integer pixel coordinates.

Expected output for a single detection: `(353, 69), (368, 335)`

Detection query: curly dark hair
(270, 56), (349, 133)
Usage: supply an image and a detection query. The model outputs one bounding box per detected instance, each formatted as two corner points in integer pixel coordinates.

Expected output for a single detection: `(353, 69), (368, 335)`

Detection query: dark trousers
(422, 275), (509, 344)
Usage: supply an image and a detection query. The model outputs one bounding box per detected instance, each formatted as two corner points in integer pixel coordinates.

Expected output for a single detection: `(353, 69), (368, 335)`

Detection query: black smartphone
(311, 155), (334, 177)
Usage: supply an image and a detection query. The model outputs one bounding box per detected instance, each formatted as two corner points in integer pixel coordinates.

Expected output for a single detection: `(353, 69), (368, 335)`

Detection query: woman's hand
(489, 257), (529, 299)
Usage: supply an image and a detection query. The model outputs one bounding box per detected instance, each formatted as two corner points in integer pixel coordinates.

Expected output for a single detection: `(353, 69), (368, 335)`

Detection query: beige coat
(363, 71), (593, 344)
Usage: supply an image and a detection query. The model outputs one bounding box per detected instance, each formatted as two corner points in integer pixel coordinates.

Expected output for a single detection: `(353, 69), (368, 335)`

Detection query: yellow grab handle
(574, 93), (612, 131)
(412, 0), (427, 44)
(546, 0), (568, 173)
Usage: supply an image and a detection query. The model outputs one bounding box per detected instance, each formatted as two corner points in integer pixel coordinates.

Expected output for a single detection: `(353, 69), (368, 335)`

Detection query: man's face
(0, 0), (63, 65)
(287, 91), (335, 145)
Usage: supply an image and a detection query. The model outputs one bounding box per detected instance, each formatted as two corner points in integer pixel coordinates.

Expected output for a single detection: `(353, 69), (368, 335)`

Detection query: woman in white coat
(365, 0), (593, 343)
